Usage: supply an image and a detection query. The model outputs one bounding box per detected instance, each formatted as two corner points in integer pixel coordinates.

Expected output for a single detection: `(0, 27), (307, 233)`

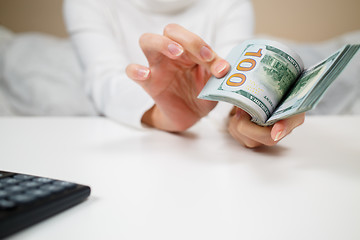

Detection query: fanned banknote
(198, 40), (360, 126)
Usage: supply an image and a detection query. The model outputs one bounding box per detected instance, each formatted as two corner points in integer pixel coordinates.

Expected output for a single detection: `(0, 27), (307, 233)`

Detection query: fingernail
(200, 46), (215, 62)
(168, 43), (183, 56)
(137, 68), (150, 80)
(273, 130), (286, 142)
(215, 61), (228, 74)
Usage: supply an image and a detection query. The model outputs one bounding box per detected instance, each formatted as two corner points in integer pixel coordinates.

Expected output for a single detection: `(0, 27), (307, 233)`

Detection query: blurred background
(0, 0), (360, 41)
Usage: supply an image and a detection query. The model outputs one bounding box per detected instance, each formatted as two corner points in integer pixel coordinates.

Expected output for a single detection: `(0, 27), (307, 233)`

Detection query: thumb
(271, 113), (305, 142)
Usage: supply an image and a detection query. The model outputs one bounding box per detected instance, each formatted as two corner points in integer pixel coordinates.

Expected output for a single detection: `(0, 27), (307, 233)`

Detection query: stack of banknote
(198, 40), (360, 126)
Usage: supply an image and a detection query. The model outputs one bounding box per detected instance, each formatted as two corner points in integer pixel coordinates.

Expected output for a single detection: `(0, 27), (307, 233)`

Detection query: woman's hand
(126, 24), (230, 132)
(228, 107), (305, 148)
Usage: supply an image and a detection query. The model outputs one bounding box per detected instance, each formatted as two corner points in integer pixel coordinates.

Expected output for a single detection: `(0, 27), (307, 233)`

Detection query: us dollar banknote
(198, 40), (360, 126)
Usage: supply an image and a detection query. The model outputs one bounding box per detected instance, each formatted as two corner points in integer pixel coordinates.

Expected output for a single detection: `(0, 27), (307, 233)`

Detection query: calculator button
(33, 177), (53, 184)
(20, 181), (42, 188)
(40, 184), (65, 193)
(26, 189), (51, 198)
(4, 185), (25, 194)
(0, 199), (16, 209)
(53, 181), (76, 189)
(13, 174), (34, 181)
(0, 190), (9, 198)
(0, 178), (20, 185)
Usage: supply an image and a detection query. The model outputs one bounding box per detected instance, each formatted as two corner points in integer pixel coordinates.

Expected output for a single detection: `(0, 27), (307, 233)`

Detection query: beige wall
(0, 0), (360, 42)
(0, 0), (67, 37)
(253, 0), (360, 41)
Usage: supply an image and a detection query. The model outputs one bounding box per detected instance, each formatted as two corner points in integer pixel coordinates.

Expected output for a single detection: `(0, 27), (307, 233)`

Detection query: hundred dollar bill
(198, 40), (360, 126)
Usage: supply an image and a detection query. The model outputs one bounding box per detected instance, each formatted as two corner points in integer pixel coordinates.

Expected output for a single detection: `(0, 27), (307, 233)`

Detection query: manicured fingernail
(168, 43), (183, 56)
(273, 130), (285, 142)
(215, 61), (228, 74)
(137, 68), (150, 80)
(200, 46), (215, 62)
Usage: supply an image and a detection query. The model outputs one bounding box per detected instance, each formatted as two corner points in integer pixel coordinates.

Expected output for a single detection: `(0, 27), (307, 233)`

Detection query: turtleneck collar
(131, 0), (197, 14)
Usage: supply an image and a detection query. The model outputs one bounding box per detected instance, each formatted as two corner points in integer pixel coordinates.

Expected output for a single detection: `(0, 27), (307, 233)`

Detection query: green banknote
(198, 40), (360, 126)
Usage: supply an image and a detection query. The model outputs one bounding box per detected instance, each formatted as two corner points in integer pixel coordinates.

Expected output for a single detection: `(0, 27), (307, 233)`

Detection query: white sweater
(63, 0), (255, 128)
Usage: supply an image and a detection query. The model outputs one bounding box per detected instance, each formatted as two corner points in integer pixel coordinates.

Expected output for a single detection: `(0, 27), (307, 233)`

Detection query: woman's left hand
(228, 107), (305, 148)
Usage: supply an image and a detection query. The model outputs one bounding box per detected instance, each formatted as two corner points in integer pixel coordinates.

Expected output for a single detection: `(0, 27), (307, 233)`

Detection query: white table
(1, 116), (360, 240)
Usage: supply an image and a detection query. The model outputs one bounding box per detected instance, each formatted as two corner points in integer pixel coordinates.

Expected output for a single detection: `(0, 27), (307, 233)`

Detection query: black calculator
(0, 170), (91, 238)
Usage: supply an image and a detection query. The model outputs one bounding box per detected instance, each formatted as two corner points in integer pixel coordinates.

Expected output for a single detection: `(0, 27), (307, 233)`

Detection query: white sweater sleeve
(63, 0), (154, 128)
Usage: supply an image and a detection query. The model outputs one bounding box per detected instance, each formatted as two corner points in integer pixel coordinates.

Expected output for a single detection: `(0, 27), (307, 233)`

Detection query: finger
(139, 33), (184, 63)
(271, 113), (305, 142)
(163, 24), (214, 61)
(211, 59), (231, 78)
(126, 64), (150, 81)
(163, 24), (230, 78)
(228, 115), (263, 148)
(233, 108), (277, 146)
